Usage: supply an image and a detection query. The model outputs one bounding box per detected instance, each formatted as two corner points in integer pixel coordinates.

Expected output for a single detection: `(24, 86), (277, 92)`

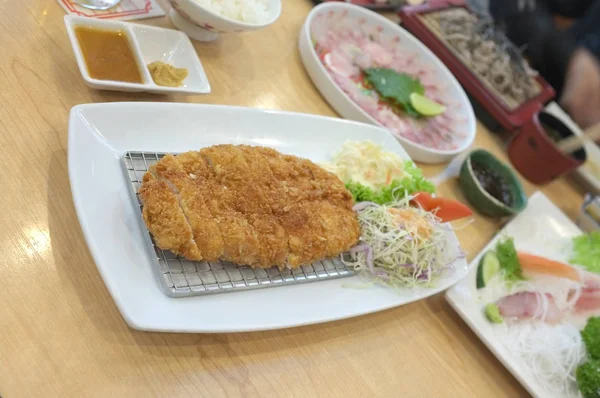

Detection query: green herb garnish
(364, 68), (425, 117)
(582, 317), (600, 360)
(496, 237), (524, 282)
(576, 359), (600, 398)
(577, 317), (600, 398)
(571, 232), (600, 274)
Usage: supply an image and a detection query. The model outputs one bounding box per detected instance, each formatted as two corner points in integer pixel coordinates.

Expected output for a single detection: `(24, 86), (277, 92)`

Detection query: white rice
(192, 0), (270, 24)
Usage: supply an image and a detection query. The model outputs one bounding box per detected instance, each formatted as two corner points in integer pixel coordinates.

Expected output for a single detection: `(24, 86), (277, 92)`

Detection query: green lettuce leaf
(571, 232), (600, 274)
(345, 161), (435, 204)
(496, 237), (524, 282)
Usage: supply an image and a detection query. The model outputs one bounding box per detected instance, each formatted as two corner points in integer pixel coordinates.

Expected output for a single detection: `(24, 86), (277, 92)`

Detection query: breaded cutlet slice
(175, 149), (262, 266)
(256, 148), (354, 210)
(278, 201), (329, 267)
(249, 147), (353, 265)
(250, 147), (320, 211)
(204, 187), (262, 266)
(287, 156), (354, 210)
(200, 145), (272, 214)
(314, 201), (361, 257)
(237, 146), (289, 266)
(138, 173), (203, 260)
(237, 145), (283, 209)
(246, 214), (288, 267)
(200, 145), (288, 267)
(210, 180), (287, 267)
(175, 151), (213, 179)
(149, 155), (224, 262)
(280, 157), (357, 256)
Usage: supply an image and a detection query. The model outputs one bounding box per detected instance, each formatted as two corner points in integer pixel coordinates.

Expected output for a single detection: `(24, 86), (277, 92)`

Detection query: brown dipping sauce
(75, 26), (143, 83)
(472, 161), (515, 207)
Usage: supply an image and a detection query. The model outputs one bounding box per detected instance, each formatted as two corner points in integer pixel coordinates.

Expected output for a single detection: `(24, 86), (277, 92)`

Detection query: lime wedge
(409, 93), (446, 117)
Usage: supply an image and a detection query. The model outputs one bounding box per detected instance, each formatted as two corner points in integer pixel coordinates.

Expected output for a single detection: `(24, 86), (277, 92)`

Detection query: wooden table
(0, 1), (588, 396)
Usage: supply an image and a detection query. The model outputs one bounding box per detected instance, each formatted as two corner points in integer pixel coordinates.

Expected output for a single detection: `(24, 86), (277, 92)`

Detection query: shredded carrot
(385, 170), (392, 185)
(388, 208), (432, 240)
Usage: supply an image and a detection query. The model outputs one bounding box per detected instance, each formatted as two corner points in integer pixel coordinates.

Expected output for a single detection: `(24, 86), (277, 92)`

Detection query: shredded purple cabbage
(349, 243), (375, 274)
(352, 201), (378, 212)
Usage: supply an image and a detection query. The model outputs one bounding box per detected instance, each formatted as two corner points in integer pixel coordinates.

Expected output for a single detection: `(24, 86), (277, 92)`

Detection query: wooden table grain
(0, 0), (588, 397)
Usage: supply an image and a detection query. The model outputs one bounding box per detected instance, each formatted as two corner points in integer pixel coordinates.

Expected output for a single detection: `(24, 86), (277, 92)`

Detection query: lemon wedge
(409, 93), (446, 116)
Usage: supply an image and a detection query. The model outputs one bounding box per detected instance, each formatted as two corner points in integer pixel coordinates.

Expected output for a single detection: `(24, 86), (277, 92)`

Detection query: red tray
(313, 0), (400, 11)
(398, 1), (556, 132)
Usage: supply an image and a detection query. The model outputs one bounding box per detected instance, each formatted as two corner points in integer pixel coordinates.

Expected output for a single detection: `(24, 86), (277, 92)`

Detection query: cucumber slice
(476, 251), (501, 289)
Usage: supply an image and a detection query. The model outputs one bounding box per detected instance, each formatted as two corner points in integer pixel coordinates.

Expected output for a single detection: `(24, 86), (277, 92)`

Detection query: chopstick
(557, 122), (600, 154)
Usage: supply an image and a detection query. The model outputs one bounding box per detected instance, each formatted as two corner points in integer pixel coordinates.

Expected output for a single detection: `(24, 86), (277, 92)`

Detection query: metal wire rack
(122, 151), (356, 297)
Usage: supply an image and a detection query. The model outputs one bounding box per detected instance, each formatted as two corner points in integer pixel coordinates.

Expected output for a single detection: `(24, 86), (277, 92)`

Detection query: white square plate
(446, 191), (583, 398)
(68, 103), (468, 333)
(64, 16), (210, 95)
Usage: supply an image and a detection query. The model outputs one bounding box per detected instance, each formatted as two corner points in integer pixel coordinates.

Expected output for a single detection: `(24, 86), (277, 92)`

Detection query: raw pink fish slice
(497, 292), (563, 323)
(575, 271), (600, 312)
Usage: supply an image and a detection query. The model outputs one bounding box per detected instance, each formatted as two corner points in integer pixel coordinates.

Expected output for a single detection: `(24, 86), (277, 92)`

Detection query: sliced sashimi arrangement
(311, 11), (466, 151)
(476, 234), (600, 398)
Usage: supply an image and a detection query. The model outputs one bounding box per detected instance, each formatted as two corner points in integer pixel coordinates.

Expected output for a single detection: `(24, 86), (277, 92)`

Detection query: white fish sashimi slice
(576, 289), (600, 311)
(575, 271), (600, 312)
(360, 41), (393, 67)
(497, 292), (563, 323)
(331, 74), (365, 101)
(323, 49), (361, 78)
(582, 270), (600, 289)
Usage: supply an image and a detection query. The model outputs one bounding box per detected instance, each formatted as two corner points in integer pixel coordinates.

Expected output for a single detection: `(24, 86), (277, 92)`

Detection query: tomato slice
(411, 192), (473, 222)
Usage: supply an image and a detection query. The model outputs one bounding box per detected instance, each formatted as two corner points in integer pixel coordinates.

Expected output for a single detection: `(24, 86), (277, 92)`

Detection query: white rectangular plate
(68, 103), (468, 333)
(64, 16), (210, 95)
(446, 191), (583, 398)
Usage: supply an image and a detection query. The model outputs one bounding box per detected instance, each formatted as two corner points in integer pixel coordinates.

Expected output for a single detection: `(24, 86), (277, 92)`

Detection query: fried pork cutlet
(138, 145), (360, 268)
(148, 154), (224, 261)
(138, 173), (203, 260)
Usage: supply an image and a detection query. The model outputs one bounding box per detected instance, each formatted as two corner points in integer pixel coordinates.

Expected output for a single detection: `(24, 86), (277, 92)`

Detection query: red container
(398, 2), (555, 133)
(314, 0), (399, 11)
(508, 112), (587, 184)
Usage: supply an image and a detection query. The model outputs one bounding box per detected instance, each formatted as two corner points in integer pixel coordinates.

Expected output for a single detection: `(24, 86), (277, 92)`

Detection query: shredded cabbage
(343, 195), (459, 289)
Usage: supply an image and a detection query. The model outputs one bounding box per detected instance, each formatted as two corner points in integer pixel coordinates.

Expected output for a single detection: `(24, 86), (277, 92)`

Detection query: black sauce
(542, 122), (563, 143)
(472, 161), (515, 207)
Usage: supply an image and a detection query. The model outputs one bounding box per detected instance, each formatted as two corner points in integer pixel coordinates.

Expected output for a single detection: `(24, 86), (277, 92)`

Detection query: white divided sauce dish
(64, 15), (210, 95)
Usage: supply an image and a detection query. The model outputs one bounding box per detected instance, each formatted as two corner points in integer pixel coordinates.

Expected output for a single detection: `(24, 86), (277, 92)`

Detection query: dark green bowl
(459, 149), (528, 217)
